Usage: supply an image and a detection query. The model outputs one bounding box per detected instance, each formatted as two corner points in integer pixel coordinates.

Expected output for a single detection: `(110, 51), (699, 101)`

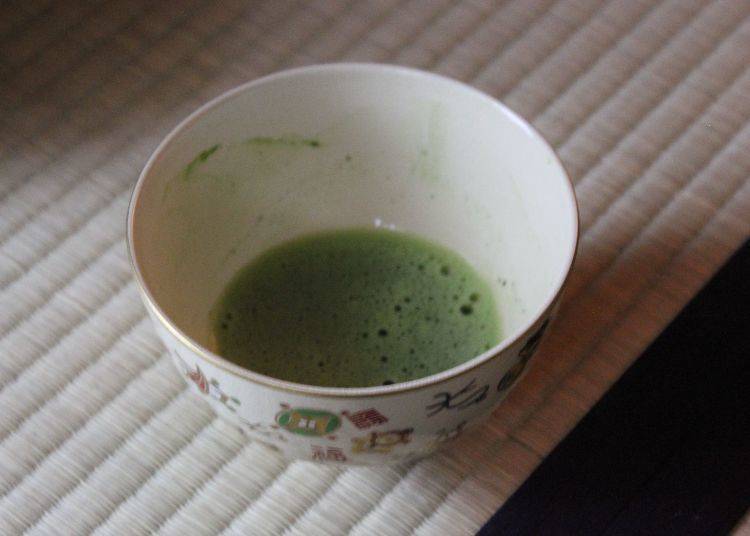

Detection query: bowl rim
(126, 62), (579, 399)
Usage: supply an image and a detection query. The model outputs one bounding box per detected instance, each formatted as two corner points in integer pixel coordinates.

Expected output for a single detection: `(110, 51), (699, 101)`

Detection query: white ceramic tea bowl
(127, 63), (578, 465)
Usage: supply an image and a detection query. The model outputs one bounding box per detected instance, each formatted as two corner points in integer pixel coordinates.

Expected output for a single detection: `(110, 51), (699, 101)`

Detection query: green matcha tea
(212, 228), (500, 387)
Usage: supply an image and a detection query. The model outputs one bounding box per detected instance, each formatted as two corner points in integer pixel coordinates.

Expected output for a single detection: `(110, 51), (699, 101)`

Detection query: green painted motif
(276, 407), (341, 436)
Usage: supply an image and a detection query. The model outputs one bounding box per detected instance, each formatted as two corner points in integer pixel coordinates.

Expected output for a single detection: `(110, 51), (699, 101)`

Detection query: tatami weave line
(0, 0), (293, 223)
(1, 1), (749, 534)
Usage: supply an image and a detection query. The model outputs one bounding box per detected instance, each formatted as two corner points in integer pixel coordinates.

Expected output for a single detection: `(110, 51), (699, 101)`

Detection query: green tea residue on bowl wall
(182, 143), (221, 180)
(245, 135), (321, 148)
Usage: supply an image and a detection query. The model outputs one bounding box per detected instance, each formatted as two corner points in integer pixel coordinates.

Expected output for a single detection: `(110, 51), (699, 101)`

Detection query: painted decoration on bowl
(239, 419), (287, 443)
(342, 408), (389, 429)
(497, 318), (550, 393)
(351, 428), (413, 454)
(436, 420), (467, 443)
(311, 445), (347, 462)
(276, 405), (341, 436)
(173, 351), (240, 411)
(425, 378), (489, 417)
(519, 319), (549, 361)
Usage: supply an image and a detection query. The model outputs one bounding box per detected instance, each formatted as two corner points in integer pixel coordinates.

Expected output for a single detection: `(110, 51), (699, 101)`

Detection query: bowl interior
(130, 64), (577, 362)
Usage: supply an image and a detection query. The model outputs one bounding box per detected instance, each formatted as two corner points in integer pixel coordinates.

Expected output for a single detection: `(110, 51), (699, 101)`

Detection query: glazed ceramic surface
(128, 64), (578, 464)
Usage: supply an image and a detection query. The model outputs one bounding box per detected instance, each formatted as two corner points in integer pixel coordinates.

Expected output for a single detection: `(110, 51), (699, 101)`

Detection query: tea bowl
(127, 63), (578, 464)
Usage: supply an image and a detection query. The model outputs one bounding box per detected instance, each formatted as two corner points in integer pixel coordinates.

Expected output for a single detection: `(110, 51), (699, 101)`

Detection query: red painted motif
(343, 408), (388, 429)
(187, 365), (209, 394)
(311, 445), (347, 462)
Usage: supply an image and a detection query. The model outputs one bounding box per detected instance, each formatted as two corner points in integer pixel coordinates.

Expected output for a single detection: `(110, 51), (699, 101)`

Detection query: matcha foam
(212, 228), (500, 387)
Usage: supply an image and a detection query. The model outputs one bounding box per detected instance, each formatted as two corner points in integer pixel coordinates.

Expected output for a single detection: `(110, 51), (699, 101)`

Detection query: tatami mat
(1, 0), (749, 534)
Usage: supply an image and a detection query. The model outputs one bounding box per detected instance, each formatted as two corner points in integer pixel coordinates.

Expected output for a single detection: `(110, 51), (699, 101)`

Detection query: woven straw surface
(1, 0), (749, 534)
